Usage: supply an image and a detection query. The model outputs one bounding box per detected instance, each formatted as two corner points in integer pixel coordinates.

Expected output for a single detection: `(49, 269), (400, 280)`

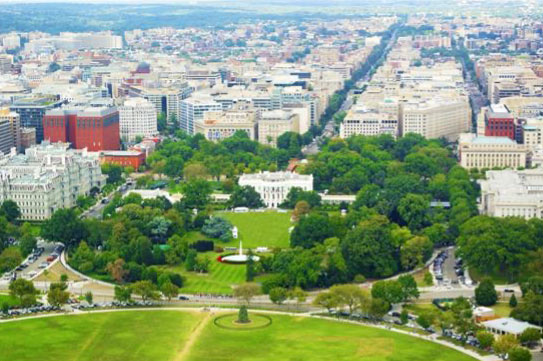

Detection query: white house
(238, 171), (313, 208)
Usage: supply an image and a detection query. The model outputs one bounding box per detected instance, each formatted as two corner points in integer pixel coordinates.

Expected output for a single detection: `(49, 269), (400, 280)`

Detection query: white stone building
(458, 133), (528, 169)
(340, 107), (398, 138)
(119, 98), (158, 142)
(257, 110), (300, 147)
(0, 142), (105, 221)
(179, 96), (222, 134)
(194, 104), (257, 141)
(479, 168), (543, 219)
(238, 171), (313, 208)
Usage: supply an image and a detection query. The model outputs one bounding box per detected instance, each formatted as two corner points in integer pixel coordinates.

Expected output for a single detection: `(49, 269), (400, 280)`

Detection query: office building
(484, 104), (517, 140)
(258, 110), (300, 147)
(0, 108), (20, 153)
(43, 107), (120, 151)
(119, 98), (158, 143)
(10, 96), (64, 142)
(179, 97), (222, 134)
(0, 142), (105, 220)
(458, 133), (528, 169)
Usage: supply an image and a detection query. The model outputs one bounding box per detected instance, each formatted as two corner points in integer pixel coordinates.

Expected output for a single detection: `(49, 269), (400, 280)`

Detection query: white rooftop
(482, 317), (542, 335)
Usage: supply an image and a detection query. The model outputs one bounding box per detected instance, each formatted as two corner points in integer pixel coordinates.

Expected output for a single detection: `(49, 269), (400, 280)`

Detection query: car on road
(178, 296), (190, 301)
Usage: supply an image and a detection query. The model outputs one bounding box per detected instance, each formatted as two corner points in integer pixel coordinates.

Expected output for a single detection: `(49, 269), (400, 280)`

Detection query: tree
(238, 305), (250, 323)
(182, 179), (212, 209)
(161, 281), (179, 301)
(42, 209), (88, 249)
(398, 193), (428, 231)
(416, 310), (436, 330)
(289, 287), (307, 311)
(0, 247), (22, 273)
(84, 291), (93, 304)
(475, 278), (498, 306)
(510, 293), (518, 308)
(341, 215), (398, 278)
(400, 236), (433, 271)
(371, 280), (405, 305)
(368, 298), (389, 320)
(398, 274), (420, 301)
(519, 328), (541, 347)
(313, 291), (339, 313)
(47, 282), (70, 307)
(269, 287), (288, 305)
(400, 310), (409, 325)
(185, 249), (198, 271)
(280, 187), (321, 209)
(106, 258), (127, 283)
(509, 347), (532, 361)
(246, 249), (255, 281)
(131, 280), (159, 301)
(183, 163), (208, 181)
(9, 278), (37, 306)
(201, 217), (232, 242)
(493, 334), (519, 359)
(114, 286), (132, 303)
(229, 186), (264, 209)
(290, 213), (333, 248)
(292, 201), (310, 221)
(476, 330), (495, 350)
(234, 282), (261, 305)
(424, 271), (433, 286)
(164, 155), (184, 178)
(450, 297), (474, 341)
(330, 284), (366, 314)
(0, 200), (20, 222)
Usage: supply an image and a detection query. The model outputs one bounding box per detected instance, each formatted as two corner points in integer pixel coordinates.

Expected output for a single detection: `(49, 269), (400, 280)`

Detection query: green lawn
(162, 252), (246, 295)
(0, 294), (20, 308)
(186, 314), (478, 361)
(1, 311), (479, 361)
(491, 303), (514, 318)
(0, 311), (204, 361)
(217, 211), (292, 249)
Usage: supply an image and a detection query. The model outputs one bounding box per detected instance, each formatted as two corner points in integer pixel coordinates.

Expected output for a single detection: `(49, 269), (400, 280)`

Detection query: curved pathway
(0, 307), (498, 361)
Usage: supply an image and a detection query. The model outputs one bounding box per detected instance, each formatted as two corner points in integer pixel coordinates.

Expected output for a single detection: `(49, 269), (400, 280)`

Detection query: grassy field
(162, 252), (246, 295)
(491, 303), (514, 318)
(0, 293), (20, 308)
(0, 311), (204, 361)
(0, 311), (478, 361)
(186, 313), (477, 361)
(217, 211), (292, 249)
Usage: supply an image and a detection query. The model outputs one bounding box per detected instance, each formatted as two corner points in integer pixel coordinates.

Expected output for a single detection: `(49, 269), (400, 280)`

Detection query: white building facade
(119, 98), (158, 142)
(238, 171), (313, 208)
(0, 142), (105, 220)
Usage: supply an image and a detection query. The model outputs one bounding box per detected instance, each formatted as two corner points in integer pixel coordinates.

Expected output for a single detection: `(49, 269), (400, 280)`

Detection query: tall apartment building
(10, 96), (65, 142)
(479, 168), (543, 219)
(119, 98), (158, 143)
(0, 142), (105, 220)
(258, 110), (300, 147)
(0, 108), (20, 153)
(400, 98), (471, 140)
(195, 104), (257, 141)
(43, 107), (120, 151)
(484, 104), (517, 140)
(179, 97), (222, 134)
(458, 133), (528, 169)
(340, 108), (398, 138)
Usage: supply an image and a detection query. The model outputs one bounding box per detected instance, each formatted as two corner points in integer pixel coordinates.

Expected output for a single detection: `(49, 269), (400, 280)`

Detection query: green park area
(0, 311), (204, 361)
(217, 211), (292, 249)
(0, 310), (477, 361)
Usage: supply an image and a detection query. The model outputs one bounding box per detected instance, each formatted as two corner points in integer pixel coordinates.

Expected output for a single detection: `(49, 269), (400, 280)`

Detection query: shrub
(238, 305), (250, 323)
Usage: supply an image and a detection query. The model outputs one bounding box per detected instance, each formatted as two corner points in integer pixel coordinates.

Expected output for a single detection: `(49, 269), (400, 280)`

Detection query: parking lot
(2, 241), (64, 282)
(433, 248), (470, 289)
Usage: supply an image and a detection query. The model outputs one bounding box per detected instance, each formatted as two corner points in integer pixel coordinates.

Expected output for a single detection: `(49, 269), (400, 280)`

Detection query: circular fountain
(219, 241), (260, 264)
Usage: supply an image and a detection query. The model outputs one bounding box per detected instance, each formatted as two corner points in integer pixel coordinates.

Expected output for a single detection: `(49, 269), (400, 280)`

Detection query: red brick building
(101, 150), (146, 169)
(43, 107), (120, 151)
(484, 104), (517, 141)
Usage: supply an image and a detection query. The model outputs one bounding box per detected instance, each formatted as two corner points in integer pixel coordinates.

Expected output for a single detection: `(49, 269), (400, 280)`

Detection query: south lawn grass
(162, 252), (246, 295)
(186, 314), (478, 361)
(217, 210), (292, 249)
(0, 310), (204, 361)
(1, 311), (478, 361)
